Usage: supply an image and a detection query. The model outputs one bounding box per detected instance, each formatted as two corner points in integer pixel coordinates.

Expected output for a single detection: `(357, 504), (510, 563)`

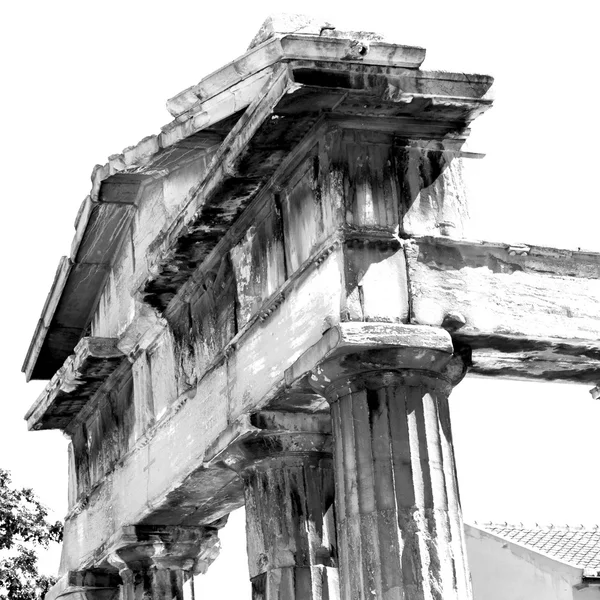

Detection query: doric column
(304, 323), (471, 600)
(221, 411), (339, 600)
(109, 524), (223, 600)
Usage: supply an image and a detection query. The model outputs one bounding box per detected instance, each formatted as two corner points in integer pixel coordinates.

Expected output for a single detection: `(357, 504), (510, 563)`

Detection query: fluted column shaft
(244, 455), (338, 600)
(327, 370), (470, 600)
(228, 412), (340, 600)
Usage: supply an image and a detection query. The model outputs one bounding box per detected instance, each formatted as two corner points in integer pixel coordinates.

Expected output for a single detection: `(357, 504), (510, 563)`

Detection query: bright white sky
(1, 0), (599, 596)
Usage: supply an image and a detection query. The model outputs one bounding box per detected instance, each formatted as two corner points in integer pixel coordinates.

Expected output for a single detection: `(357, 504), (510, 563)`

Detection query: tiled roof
(478, 522), (600, 575)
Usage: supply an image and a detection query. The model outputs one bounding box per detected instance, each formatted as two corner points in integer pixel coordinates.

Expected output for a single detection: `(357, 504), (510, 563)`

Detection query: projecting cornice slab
(165, 29), (427, 118)
(25, 337), (127, 431)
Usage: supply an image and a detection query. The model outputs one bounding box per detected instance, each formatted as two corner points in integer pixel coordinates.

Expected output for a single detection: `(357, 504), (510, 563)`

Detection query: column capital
(216, 410), (333, 473)
(285, 322), (468, 401)
(109, 523), (223, 576)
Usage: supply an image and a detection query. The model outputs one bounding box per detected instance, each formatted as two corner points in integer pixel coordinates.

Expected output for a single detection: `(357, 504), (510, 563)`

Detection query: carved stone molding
(107, 524), (224, 600)
(25, 337), (127, 432)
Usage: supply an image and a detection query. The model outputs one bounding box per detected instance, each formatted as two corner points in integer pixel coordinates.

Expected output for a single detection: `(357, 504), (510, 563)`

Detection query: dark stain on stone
(293, 68), (353, 89)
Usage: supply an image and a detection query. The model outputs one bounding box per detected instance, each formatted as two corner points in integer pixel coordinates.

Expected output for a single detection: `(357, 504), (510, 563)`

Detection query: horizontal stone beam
(454, 332), (600, 383)
(25, 337), (126, 431)
(406, 237), (600, 382)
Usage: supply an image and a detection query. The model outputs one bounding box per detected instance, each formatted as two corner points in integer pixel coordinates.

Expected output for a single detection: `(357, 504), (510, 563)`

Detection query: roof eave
(166, 32), (427, 118)
(22, 29), (493, 382)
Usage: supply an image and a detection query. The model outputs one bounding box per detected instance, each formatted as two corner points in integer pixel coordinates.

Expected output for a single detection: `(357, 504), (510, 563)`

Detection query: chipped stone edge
(25, 337), (126, 431)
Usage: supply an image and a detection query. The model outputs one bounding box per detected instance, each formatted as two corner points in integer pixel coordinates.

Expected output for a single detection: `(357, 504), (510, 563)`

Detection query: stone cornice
(25, 337), (127, 431)
(166, 17), (428, 118)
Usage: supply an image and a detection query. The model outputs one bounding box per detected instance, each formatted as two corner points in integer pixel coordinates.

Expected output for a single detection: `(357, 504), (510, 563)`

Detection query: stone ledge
(25, 337), (127, 431)
(167, 14), (428, 118)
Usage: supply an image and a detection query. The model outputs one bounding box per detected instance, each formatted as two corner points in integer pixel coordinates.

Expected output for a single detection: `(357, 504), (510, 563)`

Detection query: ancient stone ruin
(23, 14), (600, 600)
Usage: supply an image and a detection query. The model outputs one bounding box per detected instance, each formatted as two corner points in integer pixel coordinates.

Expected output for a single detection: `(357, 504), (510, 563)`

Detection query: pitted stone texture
(248, 14), (336, 49)
(238, 412), (340, 600)
(110, 524), (224, 600)
(329, 372), (471, 600)
(245, 462), (339, 600)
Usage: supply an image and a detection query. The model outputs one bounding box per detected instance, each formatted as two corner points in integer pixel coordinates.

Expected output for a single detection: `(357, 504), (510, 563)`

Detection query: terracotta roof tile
(478, 523), (600, 573)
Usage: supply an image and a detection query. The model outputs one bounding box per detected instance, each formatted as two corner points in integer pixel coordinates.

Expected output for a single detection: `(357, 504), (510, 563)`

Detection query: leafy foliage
(0, 469), (62, 600)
